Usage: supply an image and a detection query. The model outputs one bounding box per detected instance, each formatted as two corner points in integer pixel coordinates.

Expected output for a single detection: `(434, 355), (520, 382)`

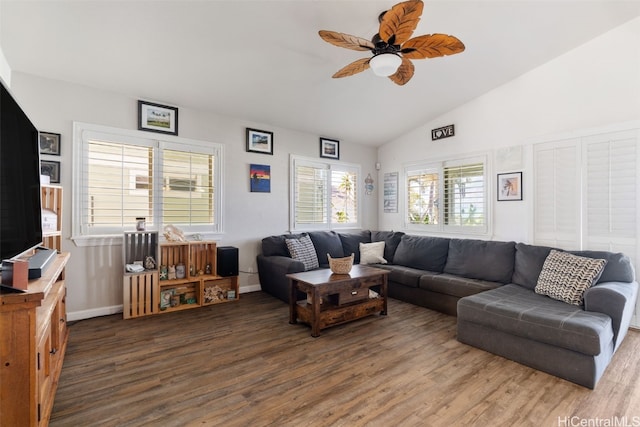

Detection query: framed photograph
(39, 132), (61, 156)
(497, 172), (522, 201)
(160, 289), (175, 309)
(320, 137), (339, 160)
(250, 164), (271, 193)
(138, 100), (178, 135)
(246, 128), (273, 155)
(41, 160), (60, 184)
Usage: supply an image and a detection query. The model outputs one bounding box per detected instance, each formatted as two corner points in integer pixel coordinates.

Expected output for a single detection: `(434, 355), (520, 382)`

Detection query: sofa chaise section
(457, 243), (638, 388)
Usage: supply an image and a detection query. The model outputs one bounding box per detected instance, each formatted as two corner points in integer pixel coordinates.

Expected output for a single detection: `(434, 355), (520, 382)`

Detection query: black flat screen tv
(0, 81), (43, 261)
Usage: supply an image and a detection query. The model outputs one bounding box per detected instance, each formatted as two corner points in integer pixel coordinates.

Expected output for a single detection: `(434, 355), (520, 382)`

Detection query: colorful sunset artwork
(250, 164), (271, 193)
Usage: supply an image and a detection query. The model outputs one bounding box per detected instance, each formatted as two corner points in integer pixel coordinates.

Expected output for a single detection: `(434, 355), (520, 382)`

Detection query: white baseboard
(68, 305), (123, 322)
(67, 285), (263, 321)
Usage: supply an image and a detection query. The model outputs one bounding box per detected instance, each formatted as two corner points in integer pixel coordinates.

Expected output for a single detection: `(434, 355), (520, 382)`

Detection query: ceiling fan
(319, 0), (465, 85)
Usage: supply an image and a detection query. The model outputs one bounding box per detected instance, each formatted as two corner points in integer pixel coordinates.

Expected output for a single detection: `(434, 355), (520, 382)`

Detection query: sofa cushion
(570, 250), (635, 284)
(457, 284), (614, 356)
(512, 243), (555, 290)
(371, 231), (404, 263)
(376, 265), (425, 288)
(419, 273), (502, 298)
(308, 231), (344, 267)
(360, 241), (387, 265)
(285, 235), (319, 271)
(444, 239), (515, 284)
(261, 233), (305, 257)
(535, 250), (607, 306)
(393, 235), (450, 272)
(339, 230), (371, 264)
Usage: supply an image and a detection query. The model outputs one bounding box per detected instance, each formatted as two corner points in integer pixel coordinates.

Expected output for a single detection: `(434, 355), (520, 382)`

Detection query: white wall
(378, 17), (640, 243)
(9, 73), (378, 319)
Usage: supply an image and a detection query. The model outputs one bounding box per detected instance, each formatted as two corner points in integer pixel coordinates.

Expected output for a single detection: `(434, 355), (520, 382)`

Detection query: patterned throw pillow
(285, 235), (319, 271)
(534, 250), (607, 306)
(359, 241), (387, 265)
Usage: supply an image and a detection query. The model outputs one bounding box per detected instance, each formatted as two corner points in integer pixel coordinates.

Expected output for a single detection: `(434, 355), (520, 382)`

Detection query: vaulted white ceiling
(2, 1), (639, 146)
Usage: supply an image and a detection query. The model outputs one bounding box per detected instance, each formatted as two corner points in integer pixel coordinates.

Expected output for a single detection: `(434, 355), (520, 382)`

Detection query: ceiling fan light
(369, 53), (402, 77)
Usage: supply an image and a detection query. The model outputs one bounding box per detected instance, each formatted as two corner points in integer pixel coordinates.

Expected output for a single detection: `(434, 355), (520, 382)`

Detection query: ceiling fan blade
(319, 30), (375, 51)
(378, 0), (423, 45)
(332, 57), (371, 78)
(388, 57), (415, 85)
(401, 34), (465, 59)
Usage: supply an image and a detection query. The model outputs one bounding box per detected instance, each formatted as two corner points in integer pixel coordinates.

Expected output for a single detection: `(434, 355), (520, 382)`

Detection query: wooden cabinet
(122, 238), (239, 318)
(0, 252), (70, 426)
(41, 185), (63, 252)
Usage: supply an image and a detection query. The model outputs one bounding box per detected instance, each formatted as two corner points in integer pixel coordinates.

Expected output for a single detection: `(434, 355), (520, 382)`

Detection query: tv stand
(0, 252), (70, 426)
(28, 247), (57, 279)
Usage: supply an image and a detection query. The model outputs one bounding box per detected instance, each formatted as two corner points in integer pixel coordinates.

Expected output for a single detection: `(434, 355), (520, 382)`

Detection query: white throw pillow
(359, 241), (387, 265)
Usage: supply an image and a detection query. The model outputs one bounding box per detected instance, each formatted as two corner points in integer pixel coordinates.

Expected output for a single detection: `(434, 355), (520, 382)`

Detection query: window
(73, 123), (222, 241)
(405, 156), (487, 234)
(290, 156), (360, 231)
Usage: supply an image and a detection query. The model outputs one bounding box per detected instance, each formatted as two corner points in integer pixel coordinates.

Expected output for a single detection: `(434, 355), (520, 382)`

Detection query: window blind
(83, 138), (154, 235)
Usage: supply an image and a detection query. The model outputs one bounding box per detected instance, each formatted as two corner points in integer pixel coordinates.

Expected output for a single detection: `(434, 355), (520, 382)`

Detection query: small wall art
(250, 164), (271, 193)
(41, 160), (60, 184)
(320, 137), (339, 160)
(497, 172), (523, 201)
(138, 100), (178, 135)
(246, 128), (274, 155)
(39, 132), (61, 156)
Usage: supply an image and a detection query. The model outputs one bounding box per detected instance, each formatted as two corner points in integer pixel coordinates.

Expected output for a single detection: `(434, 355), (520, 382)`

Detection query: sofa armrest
(584, 280), (639, 351)
(256, 254), (306, 303)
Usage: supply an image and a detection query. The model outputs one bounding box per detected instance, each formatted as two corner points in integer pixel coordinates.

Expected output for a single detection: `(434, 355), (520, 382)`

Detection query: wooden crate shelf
(41, 184), (63, 251)
(123, 271), (159, 319)
(123, 239), (239, 318)
(188, 242), (216, 277)
(203, 276), (239, 305)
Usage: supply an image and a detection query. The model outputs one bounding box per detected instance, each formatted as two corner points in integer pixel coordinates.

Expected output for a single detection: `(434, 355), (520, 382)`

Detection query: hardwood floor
(51, 292), (640, 427)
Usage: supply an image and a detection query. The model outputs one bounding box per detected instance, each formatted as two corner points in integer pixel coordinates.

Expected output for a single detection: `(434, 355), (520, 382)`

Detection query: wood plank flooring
(51, 292), (640, 427)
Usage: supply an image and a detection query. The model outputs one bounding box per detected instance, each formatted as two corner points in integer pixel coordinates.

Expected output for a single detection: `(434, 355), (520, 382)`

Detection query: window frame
(289, 155), (362, 232)
(72, 122), (224, 246)
(404, 154), (489, 235)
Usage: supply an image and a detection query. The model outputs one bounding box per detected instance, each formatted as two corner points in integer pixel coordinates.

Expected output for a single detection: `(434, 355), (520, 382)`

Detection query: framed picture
(246, 128), (273, 155)
(39, 132), (61, 156)
(41, 160), (60, 184)
(497, 172), (522, 201)
(250, 164), (271, 193)
(138, 100), (178, 135)
(320, 137), (339, 160)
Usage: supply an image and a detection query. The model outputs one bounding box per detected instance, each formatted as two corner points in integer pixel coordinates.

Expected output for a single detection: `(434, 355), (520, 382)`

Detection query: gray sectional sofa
(256, 230), (638, 388)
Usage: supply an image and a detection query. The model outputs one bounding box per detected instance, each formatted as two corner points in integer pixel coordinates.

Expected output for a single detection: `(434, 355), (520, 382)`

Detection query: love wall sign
(431, 124), (455, 141)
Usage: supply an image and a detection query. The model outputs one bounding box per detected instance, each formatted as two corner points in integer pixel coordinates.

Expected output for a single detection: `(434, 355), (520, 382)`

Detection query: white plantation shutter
(583, 131), (639, 258)
(293, 159), (328, 228)
(290, 156), (360, 231)
(534, 128), (640, 328)
(406, 166), (439, 226)
(331, 166), (358, 226)
(443, 161), (485, 229)
(82, 136), (155, 235)
(533, 139), (581, 249)
(160, 143), (217, 232)
(74, 124), (222, 238)
(405, 156), (487, 233)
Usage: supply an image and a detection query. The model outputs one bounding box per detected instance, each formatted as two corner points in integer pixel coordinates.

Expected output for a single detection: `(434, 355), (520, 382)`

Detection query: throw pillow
(285, 235), (319, 271)
(534, 250), (607, 306)
(359, 241), (387, 265)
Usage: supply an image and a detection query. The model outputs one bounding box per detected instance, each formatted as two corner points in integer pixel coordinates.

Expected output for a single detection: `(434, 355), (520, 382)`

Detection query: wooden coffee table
(287, 264), (388, 337)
